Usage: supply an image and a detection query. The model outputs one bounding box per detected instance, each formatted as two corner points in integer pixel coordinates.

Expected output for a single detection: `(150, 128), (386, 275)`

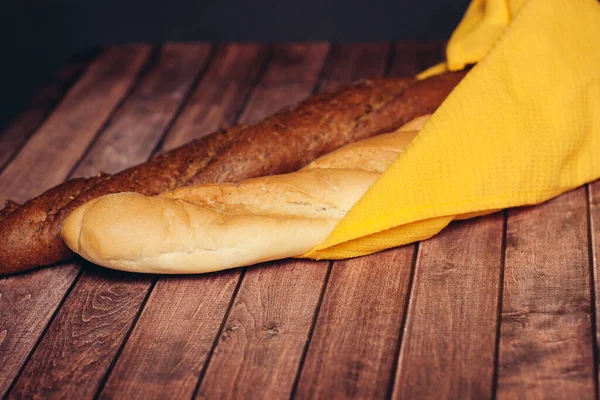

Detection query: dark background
(0, 0), (469, 131)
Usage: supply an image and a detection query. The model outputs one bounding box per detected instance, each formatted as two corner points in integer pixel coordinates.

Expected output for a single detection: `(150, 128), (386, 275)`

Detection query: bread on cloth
(62, 116), (430, 274)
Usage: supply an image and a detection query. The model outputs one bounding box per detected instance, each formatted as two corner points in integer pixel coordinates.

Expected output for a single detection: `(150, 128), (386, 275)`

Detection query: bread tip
(61, 200), (92, 253)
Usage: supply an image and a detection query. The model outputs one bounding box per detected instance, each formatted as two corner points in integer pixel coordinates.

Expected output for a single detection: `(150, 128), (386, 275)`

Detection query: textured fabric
(303, 0), (600, 259)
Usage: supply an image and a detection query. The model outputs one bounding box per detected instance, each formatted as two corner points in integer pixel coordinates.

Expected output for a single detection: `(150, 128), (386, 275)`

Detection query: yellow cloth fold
(303, 0), (600, 259)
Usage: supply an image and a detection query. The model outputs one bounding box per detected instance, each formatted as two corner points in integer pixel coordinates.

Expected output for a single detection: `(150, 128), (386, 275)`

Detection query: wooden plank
(294, 249), (415, 399)
(3, 42), (267, 400)
(0, 46), (152, 398)
(497, 187), (596, 398)
(194, 41), (388, 400)
(392, 213), (504, 399)
(293, 43), (445, 399)
(0, 46), (151, 205)
(5, 44), (214, 399)
(95, 43), (268, 400)
(388, 41), (446, 77)
(74, 43), (213, 177)
(592, 180), (600, 399)
(98, 43), (328, 400)
(0, 265), (81, 399)
(99, 271), (240, 400)
(98, 44), (267, 400)
(262, 42), (328, 83)
(0, 49), (98, 171)
(195, 43), (399, 400)
(11, 44), (267, 400)
(318, 42), (390, 92)
(6, 268), (152, 400)
(196, 261), (329, 400)
(158, 43), (268, 151)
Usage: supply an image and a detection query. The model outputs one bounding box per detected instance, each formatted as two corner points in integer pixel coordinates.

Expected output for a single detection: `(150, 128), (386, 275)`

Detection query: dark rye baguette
(188, 71), (466, 185)
(0, 71), (465, 275)
(0, 126), (244, 275)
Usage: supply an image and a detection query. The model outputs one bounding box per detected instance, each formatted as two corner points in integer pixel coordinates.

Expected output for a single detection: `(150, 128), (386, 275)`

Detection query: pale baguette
(62, 115), (430, 274)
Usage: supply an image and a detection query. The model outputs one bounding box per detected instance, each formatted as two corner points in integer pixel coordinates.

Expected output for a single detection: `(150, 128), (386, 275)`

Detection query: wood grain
(7, 268), (152, 399)
(0, 49), (98, 172)
(195, 43), (394, 400)
(3, 42), (592, 400)
(98, 43), (270, 400)
(0, 264), (81, 398)
(292, 43), (445, 399)
(262, 42), (329, 83)
(295, 248), (415, 399)
(160, 43), (268, 151)
(6, 44), (213, 399)
(99, 272), (240, 400)
(0, 46), (151, 398)
(591, 180), (600, 398)
(318, 42), (390, 92)
(497, 187), (596, 399)
(98, 43), (327, 400)
(12, 44), (266, 400)
(392, 213), (504, 399)
(196, 261), (329, 400)
(73, 43), (213, 177)
(388, 41), (446, 77)
(0, 46), (151, 205)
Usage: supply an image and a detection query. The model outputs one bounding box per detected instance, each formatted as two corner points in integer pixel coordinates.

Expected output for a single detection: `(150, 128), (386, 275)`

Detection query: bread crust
(0, 72), (464, 275)
(63, 116), (430, 274)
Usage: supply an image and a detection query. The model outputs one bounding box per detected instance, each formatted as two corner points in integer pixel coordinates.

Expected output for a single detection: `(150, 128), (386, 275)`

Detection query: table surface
(0, 42), (599, 400)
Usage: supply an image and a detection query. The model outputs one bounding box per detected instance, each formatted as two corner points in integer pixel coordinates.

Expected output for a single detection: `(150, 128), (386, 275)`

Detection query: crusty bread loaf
(62, 116), (430, 274)
(0, 72), (464, 275)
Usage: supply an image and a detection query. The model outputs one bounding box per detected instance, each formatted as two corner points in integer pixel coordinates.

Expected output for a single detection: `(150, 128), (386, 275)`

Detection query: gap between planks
(0, 45), (155, 398)
(193, 42), (400, 400)
(2, 46), (160, 397)
(588, 182), (600, 400)
(1, 43), (215, 398)
(0, 41), (548, 400)
(496, 187), (596, 399)
(292, 41), (445, 400)
(4, 42), (340, 398)
(4, 42), (272, 398)
(103, 42), (332, 400)
(0, 48), (100, 174)
(99, 43), (273, 399)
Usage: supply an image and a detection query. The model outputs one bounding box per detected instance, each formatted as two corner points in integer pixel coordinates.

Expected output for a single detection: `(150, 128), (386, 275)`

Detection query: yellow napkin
(303, 0), (600, 259)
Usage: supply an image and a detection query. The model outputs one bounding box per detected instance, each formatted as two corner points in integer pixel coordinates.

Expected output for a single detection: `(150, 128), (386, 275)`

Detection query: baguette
(0, 72), (465, 275)
(63, 116), (430, 273)
(0, 127), (243, 275)
(187, 72), (465, 184)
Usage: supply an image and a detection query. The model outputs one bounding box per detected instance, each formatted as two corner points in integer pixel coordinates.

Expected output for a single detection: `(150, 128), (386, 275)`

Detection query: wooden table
(0, 42), (598, 400)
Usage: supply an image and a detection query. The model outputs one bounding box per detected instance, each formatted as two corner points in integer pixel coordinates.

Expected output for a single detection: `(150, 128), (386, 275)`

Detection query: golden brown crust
(62, 116), (430, 274)
(0, 72), (465, 275)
